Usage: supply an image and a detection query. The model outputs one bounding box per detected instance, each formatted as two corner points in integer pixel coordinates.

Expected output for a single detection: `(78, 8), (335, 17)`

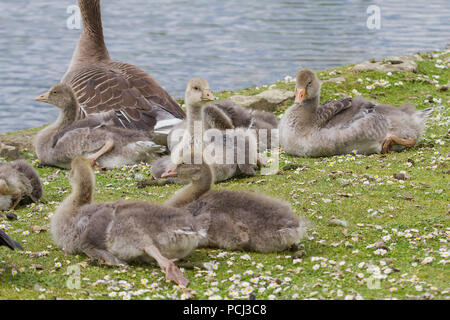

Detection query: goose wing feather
(67, 63), (185, 130)
(315, 98), (353, 127)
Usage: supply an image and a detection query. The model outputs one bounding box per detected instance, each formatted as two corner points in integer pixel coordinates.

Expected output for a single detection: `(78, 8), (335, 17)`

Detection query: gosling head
(161, 163), (202, 181)
(69, 156), (94, 187)
(184, 78), (216, 108)
(161, 161), (211, 182)
(35, 83), (77, 110)
(295, 69), (321, 105)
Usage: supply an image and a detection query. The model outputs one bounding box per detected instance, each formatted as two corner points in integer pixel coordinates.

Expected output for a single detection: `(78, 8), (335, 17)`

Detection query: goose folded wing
(69, 64), (184, 130)
(52, 127), (115, 161)
(315, 98), (353, 127)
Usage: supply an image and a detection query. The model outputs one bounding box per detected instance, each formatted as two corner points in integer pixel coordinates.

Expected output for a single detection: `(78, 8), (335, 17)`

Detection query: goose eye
(193, 87), (199, 91)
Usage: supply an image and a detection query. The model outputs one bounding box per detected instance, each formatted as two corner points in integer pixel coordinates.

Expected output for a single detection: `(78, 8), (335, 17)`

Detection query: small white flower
(422, 256), (434, 264)
(240, 254), (251, 260)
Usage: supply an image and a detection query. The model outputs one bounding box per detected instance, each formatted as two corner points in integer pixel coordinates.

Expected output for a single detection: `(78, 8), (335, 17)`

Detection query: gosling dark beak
(294, 88), (306, 105)
(161, 167), (178, 178)
(201, 89), (217, 101)
(35, 91), (50, 103)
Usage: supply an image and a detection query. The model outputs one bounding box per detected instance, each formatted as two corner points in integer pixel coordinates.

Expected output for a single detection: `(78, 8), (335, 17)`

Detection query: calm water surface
(0, 0), (449, 133)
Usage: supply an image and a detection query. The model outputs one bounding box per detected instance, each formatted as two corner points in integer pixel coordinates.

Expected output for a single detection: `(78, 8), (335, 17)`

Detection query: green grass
(0, 50), (449, 300)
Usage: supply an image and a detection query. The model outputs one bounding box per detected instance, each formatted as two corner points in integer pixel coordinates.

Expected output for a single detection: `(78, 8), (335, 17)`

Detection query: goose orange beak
(161, 167), (177, 178)
(201, 89), (217, 101)
(35, 91), (49, 103)
(295, 88), (306, 105)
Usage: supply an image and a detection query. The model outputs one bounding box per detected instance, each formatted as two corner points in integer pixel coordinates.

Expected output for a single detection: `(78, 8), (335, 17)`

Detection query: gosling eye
(193, 86), (200, 91)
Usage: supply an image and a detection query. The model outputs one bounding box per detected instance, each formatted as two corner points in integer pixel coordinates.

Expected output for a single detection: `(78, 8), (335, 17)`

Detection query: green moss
(0, 50), (449, 300)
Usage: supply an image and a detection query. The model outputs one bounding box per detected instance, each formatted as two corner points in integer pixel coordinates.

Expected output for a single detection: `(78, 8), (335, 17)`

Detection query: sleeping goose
(279, 68), (432, 156)
(57, 0), (184, 138)
(162, 157), (309, 253)
(51, 156), (207, 286)
(158, 78), (259, 183)
(34, 83), (165, 169)
(0, 160), (42, 211)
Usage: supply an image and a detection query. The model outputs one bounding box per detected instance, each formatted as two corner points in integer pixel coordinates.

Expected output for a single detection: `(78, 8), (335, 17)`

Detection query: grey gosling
(162, 159), (309, 253)
(0, 160), (42, 211)
(51, 156), (208, 286)
(209, 100), (278, 150)
(34, 83), (165, 169)
(157, 78), (259, 183)
(279, 68), (432, 157)
(168, 93), (278, 152)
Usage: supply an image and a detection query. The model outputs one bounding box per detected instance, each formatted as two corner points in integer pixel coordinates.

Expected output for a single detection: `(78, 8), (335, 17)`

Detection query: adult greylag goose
(34, 83), (165, 169)
(162, 158), (309, 253)
(51, 156), (207, 286)
(0, 230), (23, 251)
(58, 0), (184, 137)
(279, 68), (432, 157)
(159, 78), (258, 183)
(0, 160), (42, 211)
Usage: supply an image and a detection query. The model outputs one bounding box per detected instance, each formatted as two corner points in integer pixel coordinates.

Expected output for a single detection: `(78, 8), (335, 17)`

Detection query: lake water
(0, 0), (449, 133)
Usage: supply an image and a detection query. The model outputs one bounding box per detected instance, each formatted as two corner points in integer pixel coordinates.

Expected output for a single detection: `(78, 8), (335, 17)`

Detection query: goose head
(35, 83), (77, 110)
(162, 163), (202, 181)
(184, 78), (217, 109)
(161, 159), (212, 183)
(294, 69), (321, 105)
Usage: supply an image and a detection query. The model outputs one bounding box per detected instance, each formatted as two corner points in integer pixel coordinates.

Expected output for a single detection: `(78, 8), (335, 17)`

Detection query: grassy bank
(0, 50), (449, 300)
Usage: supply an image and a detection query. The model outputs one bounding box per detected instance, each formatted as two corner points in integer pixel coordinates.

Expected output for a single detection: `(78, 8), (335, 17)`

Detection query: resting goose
(0, 160), (42, 211)
(208, 101), (278, 150)
(168, 98), (278, 152)
(162, 158), (309, 253)
(59, 0), (184, 136)
(34, 83), (165, 169)
(51, 156), (207, 286)
(279, 68), (432, 156)
(159, 78), (259, 183)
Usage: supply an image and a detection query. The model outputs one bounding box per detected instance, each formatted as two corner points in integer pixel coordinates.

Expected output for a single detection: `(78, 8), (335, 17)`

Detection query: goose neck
(58, 101), (80, 127)
(72, 0), (110, 66)
(166, 164), (213, 208)
(186, 105), (204, 135)
(69, 167), (95, 209)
